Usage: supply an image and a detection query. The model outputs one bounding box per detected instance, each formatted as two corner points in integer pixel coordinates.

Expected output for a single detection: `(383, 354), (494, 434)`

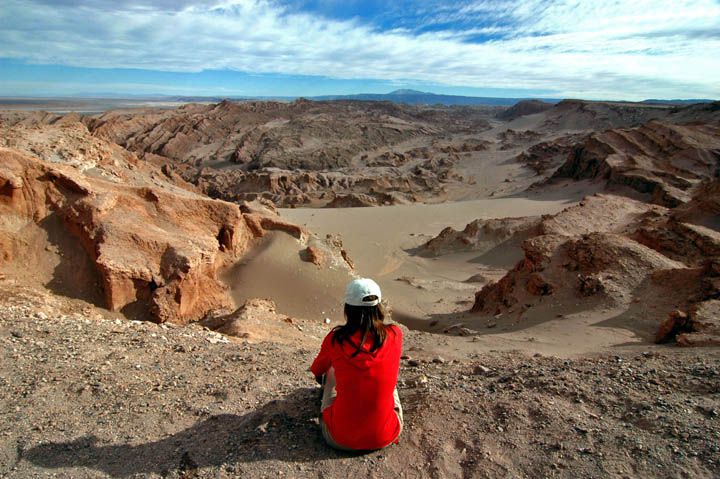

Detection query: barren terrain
(2, 282), (718, 478)
(1, 98), (719, 478)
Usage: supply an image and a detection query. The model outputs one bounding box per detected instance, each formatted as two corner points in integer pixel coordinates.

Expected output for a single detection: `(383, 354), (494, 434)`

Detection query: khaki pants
(320, 366), (403, 451)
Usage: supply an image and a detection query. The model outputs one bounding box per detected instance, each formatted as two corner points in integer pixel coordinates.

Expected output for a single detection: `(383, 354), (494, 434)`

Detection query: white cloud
(1, 0), (718, 99)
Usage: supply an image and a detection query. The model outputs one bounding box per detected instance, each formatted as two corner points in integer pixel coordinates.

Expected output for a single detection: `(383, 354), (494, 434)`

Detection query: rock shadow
(403, 295), (612, 336)
(592, 301), (669, 344)
(23, 387), (351, 477)
(40, 212), (105, 307)
(467, 242), (525, 268)
(403, 238), (525, 269)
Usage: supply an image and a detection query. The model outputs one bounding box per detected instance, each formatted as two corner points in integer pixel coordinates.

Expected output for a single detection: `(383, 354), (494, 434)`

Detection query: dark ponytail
(332, 299), (388, 356)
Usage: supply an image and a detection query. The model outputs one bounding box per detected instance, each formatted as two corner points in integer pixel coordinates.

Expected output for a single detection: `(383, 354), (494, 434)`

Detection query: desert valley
(1, 96), (719, 478)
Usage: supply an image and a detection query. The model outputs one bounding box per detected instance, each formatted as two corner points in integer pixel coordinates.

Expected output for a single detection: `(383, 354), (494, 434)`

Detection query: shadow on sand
(24, 387), (354, 477)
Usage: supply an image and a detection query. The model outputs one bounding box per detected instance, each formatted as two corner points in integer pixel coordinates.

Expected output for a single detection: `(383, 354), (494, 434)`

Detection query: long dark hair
(332, 299), (388, 356)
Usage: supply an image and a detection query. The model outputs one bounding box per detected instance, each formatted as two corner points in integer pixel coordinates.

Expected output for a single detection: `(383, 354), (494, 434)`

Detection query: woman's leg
(393, 387), (404, 435)
(319, 367), (355, 450)
(320, 366), (337, 412)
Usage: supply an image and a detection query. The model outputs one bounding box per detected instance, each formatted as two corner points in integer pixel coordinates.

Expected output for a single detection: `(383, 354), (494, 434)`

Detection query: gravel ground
(1, 283), (719, 478)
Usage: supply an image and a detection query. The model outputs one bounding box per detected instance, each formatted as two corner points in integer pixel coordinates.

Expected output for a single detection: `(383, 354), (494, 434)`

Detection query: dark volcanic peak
(388, 89), (426, 95)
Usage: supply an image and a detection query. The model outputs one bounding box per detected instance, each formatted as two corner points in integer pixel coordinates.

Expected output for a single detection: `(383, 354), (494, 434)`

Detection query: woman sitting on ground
(310, 278), (403, 451)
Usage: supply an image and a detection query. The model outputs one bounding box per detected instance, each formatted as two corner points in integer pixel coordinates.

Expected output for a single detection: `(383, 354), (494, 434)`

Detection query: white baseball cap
(344, 278), (382, 307)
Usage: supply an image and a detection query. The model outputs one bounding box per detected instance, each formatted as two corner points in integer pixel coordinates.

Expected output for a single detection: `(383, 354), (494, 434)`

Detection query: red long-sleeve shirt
(310, 326), (402, 450)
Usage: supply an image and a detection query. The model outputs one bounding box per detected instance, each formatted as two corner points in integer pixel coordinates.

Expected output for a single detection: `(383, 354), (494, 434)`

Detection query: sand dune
(280, 187), (628, 355)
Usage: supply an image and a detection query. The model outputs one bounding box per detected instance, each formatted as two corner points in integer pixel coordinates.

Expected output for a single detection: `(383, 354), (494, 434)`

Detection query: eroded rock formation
(550, 122), (720, 206)
(81, 99), (493, 206)
(539, 99), (671, 131)
(419, 216), (541, 257)
(496, 99), (553, 121)
(199, 298), (311, 344)
(465, 185), (720, 345)
(515, 134), (587, 175)
(0, 115), (316, 324)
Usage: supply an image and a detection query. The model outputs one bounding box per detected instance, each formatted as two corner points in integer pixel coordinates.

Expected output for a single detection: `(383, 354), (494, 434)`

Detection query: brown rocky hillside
(80, 100), (496, 206)
(0, 113), (351, 325)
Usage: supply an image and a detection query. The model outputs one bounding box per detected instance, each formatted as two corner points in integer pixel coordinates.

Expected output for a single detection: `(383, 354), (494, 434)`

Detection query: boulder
(655, 310), (691, 343)
(200, 298), (310, 344)
(419, 216), (541, 258)
(676, 300), (720, 346)
(301, 245), (325, 266)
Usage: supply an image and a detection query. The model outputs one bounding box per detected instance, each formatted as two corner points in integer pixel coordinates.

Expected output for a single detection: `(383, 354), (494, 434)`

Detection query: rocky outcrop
(0, 146), (251, 323)
(677, 300), (720, 346)
(550, 122), (720, 207)
(85, 99), (491, 171)
(656, 310), (692, 343)
(516, 134), (588, 175)
(419, 216), (541, 258)
(467, 188), (720, 345)
(540, 194), (664, 237)
(193, 167), (433, 207)
(420, 192), (661, 256)
(496, 100), (553, 121)
(657, 300), (720, 346)
(540, 99), (671, 131)
(0, 117), (313, 324)
(471, 232), (684, 314)
(671, 179), (720, 228)
(325, 191), (415, 208)
(199, 298), (309, 344)
(496, 129), (542, 150)
(81, 99), (491, 206)
(325, 193), (378, 208)
(631, 179), (720, 264)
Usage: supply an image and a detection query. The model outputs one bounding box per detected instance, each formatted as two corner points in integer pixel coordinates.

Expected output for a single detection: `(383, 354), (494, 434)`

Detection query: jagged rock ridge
(550, 121), (720, 207)
(496, 99), (553, 121)
(0, 113), (344, 324)
(80, 99), (495, 206)
(463, 187), (720, 345)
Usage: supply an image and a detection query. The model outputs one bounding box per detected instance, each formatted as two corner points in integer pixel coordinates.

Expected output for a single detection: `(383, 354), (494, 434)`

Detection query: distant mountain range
(133, 90), (553, 106)
(309, 89), (561, 106)
(108, 91), (720, 107)
(2, 90), (715, 108)
(641, 99), (717, 105)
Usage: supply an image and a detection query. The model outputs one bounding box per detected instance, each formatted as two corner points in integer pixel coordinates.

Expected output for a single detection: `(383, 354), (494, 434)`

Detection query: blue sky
(1, 0), (719, 100)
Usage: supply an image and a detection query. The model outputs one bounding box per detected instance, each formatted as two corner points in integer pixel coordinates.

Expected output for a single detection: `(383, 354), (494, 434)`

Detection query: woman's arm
(310, 332), (333, 377)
